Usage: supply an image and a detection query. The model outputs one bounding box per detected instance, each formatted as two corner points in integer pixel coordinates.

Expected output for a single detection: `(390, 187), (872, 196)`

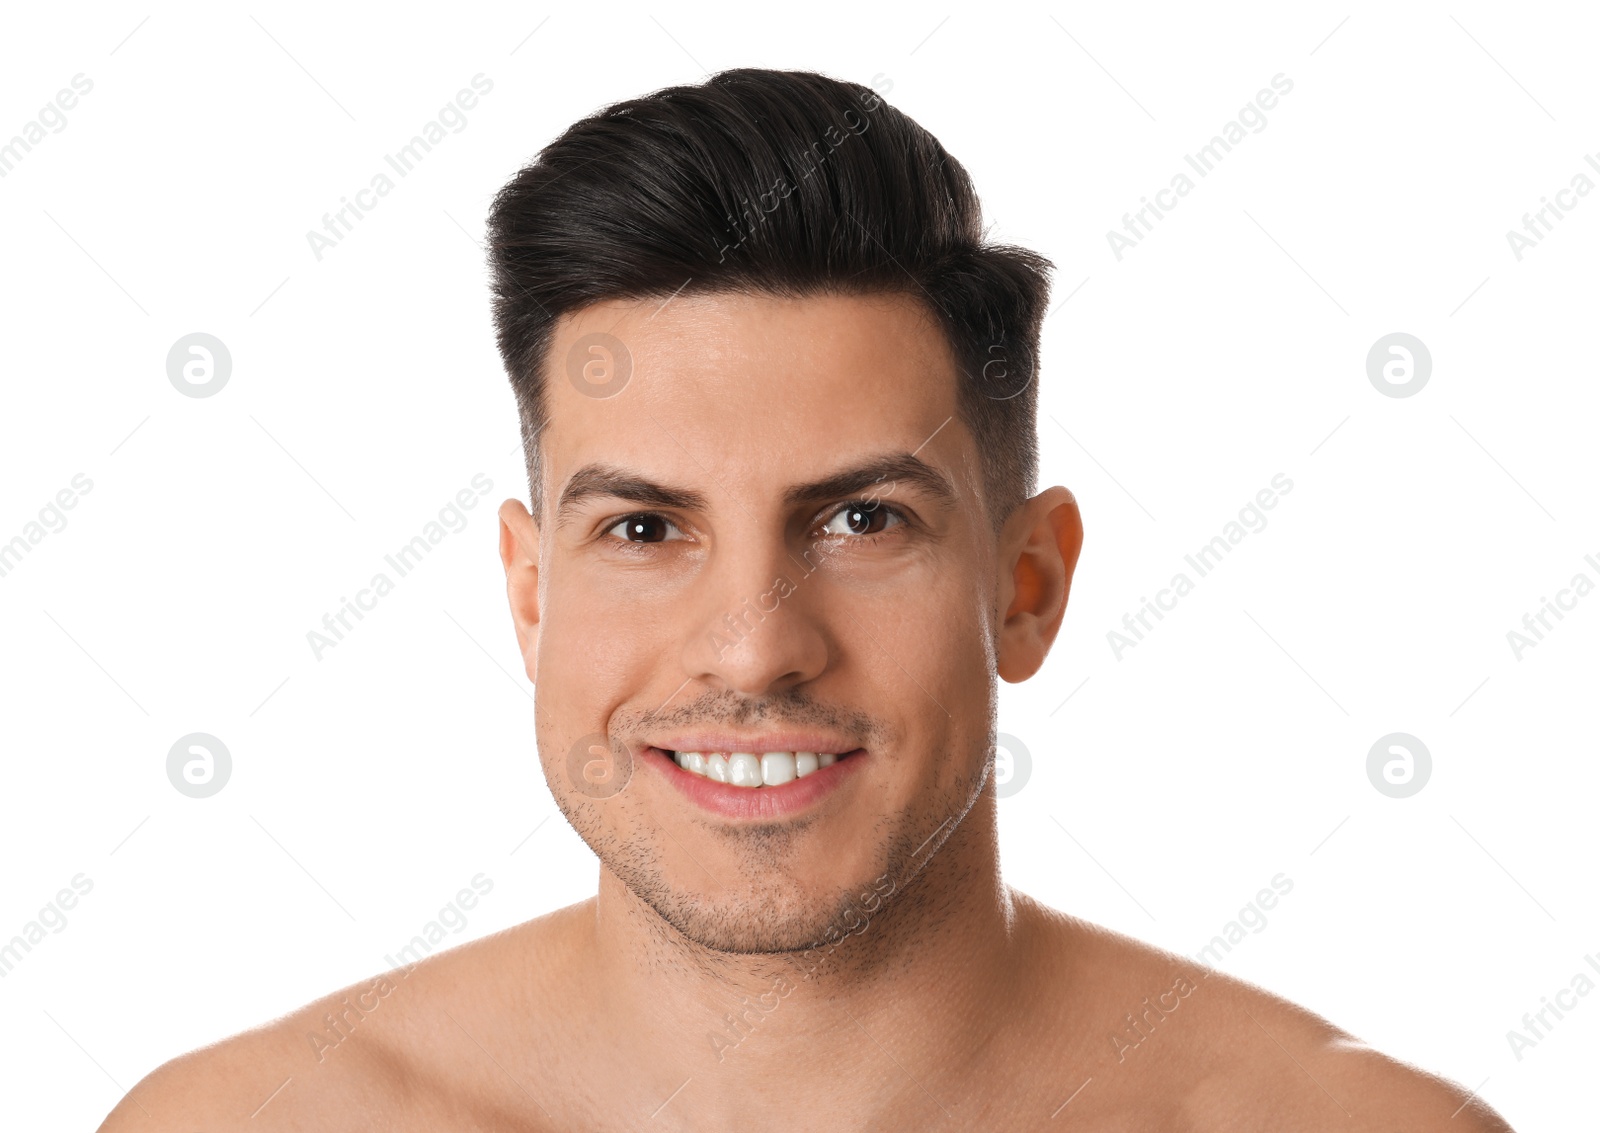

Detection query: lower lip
(643, 747), (864, 820)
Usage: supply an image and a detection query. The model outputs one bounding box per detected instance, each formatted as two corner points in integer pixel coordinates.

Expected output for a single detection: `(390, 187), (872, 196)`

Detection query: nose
(679, 543), (829, 697)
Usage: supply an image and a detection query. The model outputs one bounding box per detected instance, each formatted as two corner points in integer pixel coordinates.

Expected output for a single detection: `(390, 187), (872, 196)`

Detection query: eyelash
(598, 500), (910, 547)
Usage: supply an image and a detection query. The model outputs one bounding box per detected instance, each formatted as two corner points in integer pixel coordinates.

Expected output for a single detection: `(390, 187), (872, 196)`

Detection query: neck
(581, 792), (1030, 1128)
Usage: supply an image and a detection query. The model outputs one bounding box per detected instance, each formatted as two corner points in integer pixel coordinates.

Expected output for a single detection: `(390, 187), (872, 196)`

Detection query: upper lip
(646, 733), (861, 755)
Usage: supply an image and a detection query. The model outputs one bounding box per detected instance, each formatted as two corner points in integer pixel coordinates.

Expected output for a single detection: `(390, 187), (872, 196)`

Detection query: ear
(995, 486), (1083, 683)
(498, 498), (542, 684)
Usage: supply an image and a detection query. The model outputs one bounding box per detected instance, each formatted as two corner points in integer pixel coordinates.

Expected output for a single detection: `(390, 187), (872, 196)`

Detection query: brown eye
(606, 514), (681, 543)
(819, 501), (902, 537)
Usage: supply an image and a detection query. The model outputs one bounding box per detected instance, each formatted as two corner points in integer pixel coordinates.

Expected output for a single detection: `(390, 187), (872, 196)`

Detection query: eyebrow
(555, 465), (710, 526)
(554, 452), (958, 526)
(781, 452), (957, 509)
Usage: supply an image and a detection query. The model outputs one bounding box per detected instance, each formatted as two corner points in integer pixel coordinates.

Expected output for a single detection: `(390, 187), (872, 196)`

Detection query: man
(102, 69), (1512, 1131)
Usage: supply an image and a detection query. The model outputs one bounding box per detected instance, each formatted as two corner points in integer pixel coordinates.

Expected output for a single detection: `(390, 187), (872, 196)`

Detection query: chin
(630, 868), (885, 955)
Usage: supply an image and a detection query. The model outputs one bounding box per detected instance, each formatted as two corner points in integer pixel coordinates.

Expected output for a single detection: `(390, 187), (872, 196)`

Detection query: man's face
(512, 291), (1007, 952)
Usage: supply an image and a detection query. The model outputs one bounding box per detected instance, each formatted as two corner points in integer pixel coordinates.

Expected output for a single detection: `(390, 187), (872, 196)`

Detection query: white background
(1, 2), (1595, 1128)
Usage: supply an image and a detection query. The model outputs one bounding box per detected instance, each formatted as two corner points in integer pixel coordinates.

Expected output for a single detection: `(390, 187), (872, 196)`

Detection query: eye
(604, 513), (684, 543)
(818, 501), (903, 538)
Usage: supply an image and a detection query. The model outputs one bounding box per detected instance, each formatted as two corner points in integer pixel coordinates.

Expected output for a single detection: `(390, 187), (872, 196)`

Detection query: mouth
(641, 741), (865, 819)
(668, 749), (847, 788)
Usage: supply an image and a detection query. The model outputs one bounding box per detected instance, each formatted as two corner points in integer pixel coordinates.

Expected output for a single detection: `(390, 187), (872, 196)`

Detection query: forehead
(538, 291), (973, 509)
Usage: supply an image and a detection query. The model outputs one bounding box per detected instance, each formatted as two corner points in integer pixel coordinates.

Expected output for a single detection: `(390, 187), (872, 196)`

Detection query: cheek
(537, 571), (673, 725)
(534, 585), (669, 826)
(912, 597), (989, 697)
(884, 546), (991, 673)
(840, 571), (994, 770)
(540, 569), (672, 684)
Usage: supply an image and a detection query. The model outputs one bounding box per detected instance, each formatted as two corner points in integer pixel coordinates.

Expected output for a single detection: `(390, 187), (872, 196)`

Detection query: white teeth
(671, 749), (843, 788)
(727, 753), (763, 787)
(761, 752), (796, 786)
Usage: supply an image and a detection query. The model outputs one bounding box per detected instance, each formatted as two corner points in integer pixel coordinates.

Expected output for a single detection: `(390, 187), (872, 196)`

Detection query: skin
(99, 292), (1513, 1132)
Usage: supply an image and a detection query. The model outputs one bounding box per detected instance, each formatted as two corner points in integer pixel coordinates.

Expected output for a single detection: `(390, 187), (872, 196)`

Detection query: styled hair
(485, 68), (1052, 526)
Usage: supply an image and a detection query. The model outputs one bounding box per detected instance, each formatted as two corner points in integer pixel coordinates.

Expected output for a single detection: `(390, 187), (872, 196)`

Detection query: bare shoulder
(1012, 892), (1515, 1132)
(96, 900), (593, 1132)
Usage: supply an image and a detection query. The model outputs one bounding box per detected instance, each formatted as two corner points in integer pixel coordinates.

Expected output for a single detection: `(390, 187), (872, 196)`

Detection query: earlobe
(498, 498), (542, 684)
(996, 487), (1083, 683)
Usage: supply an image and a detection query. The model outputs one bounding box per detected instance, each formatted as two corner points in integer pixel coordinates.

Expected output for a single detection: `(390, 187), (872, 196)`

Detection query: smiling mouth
(665, 749), (856, 789)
